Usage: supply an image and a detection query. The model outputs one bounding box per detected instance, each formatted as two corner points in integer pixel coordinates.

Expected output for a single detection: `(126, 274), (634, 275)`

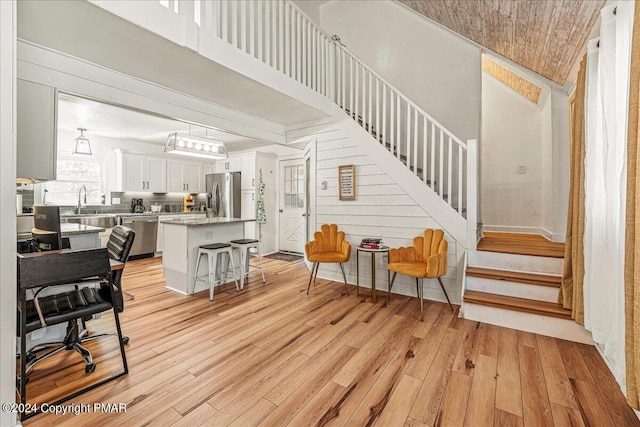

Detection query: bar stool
(230, 239), (265, 289)
(194, 243), (239, 300)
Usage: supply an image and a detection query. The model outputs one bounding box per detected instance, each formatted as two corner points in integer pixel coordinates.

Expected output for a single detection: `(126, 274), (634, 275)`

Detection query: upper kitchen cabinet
(167, 160), (203, 193)
(213, 156), (242, 173)
(17, 79), (57, 181)
(116, 152), (167, 192)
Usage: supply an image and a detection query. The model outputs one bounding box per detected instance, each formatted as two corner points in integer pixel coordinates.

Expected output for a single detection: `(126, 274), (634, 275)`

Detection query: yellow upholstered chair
(387, 229), (453, 320)
(305, 224), (352, 294)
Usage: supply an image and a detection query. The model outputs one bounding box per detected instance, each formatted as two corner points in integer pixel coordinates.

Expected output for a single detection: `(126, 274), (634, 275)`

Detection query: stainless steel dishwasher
(119, 215), (158, 257)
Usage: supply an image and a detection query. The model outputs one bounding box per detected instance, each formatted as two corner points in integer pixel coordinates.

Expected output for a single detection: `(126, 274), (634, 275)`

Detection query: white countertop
(163, 217), (256, 226)
(17, 223), (104, 240)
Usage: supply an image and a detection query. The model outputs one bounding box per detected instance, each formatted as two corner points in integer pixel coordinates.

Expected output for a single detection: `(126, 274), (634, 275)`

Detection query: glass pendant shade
(73, 128), (92, 155)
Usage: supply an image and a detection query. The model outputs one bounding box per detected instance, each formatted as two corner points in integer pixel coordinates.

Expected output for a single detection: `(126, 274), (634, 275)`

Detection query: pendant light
(165, 132), (228, 160)
(72, 128), (92, 155)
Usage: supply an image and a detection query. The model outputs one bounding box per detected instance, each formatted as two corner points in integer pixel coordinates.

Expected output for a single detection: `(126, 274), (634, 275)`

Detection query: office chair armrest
(32, 288), (49, 328)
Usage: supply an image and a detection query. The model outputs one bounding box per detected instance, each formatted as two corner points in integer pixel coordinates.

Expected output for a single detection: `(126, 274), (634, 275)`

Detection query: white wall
(0, 1), (17, 426)
(481, 72), (543, 233)
(291, 0), (321, 24)
(288, 112), (464, 305)
(319, 0), (481, 142)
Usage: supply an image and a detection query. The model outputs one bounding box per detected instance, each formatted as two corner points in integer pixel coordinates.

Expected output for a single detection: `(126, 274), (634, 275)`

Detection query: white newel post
(201, 0), (220, 39)
(0, 1), (17, 426)
(178, 0), (199, 50)
(466, 139), (478, 250)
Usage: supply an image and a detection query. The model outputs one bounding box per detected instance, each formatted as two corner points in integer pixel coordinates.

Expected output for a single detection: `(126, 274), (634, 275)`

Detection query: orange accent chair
(387, 229), (453, 320)
(305, 224), (352, 294)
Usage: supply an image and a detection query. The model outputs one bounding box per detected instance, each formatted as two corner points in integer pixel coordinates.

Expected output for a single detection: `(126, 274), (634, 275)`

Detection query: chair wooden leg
(385, 272), (397, 307)
(437, 277), (453, 311)
(306, 263), (317, 295)
(418, 278), (424, 321)
(339, 263), (350, 295)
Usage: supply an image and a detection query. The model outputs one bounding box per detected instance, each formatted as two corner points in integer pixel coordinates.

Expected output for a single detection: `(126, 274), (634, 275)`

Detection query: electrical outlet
(518, 166), (526, 174)
(112, 197), (121, 204)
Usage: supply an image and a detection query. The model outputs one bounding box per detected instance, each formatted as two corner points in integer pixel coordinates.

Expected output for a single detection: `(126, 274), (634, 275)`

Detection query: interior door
(279, 159), (306, 253)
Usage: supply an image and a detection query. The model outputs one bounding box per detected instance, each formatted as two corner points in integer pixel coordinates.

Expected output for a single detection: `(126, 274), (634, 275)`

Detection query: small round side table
(355, 245), (390, 303)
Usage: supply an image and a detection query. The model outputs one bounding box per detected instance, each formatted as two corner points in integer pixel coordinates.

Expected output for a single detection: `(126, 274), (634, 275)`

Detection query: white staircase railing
(159, 0), (476, 223)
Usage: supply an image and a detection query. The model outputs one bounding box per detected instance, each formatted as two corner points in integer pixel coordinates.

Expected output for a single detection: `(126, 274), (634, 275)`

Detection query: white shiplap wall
(287, 113), (463, 304)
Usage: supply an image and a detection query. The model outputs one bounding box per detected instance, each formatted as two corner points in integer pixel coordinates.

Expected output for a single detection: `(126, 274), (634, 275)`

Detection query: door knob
(279, 209), (283, 213)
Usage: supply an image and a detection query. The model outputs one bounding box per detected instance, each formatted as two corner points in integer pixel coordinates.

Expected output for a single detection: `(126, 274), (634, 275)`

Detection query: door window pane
(284, 164), (305, 209)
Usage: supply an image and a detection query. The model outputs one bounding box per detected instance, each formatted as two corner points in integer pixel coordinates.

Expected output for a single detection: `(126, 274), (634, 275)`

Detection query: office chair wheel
(122, 336), (129, 345)
(85, 363), (96, 374)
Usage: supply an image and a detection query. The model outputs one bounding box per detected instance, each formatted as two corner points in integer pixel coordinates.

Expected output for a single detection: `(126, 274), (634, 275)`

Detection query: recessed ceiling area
(398, 0), (605, 85)
(57, 93), (269, 152)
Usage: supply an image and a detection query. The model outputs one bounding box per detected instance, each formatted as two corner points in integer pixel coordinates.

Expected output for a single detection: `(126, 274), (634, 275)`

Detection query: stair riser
(466, 277), (559, 303)
(468, 250), (563, 275)
(463, 302), (593, 344)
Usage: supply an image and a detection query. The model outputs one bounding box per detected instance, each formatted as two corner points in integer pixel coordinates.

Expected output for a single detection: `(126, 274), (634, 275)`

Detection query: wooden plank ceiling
(398, 0), (605, 85)
(482, 57), (542, 104)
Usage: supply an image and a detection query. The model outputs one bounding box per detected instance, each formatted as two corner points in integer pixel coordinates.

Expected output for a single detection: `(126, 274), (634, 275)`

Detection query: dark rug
(265, 252), (304, 262)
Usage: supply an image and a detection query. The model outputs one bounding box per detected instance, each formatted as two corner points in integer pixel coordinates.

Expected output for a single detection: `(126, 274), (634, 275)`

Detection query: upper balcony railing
(158, 0), (476, 233)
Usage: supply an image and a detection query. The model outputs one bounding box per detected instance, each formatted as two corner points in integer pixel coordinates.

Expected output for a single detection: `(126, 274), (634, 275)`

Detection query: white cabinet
(167, 160), (203, 193)
(17, 79), (57, 181)
(214, 156), (242, 173)
(121, 154), (167, 192)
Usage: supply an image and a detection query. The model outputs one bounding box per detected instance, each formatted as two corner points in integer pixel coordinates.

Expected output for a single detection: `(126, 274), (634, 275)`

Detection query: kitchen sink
(62, 214), (117, 229)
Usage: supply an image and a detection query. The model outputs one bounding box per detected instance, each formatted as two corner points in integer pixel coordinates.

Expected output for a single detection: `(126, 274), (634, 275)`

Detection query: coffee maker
(131, 198), (145, 213)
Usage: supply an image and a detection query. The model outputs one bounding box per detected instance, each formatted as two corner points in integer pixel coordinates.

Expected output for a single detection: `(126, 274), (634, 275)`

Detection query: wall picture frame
(338, 164), (355, 201)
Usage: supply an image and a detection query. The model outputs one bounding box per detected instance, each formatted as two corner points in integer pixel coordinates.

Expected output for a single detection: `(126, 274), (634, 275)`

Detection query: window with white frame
(284, 164), (305, 208)
(45, 156), (105, 206)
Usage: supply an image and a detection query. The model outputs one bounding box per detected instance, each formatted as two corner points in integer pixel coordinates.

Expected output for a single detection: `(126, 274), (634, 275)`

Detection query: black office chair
(82, 225), (135, 345)
(17, 248), (128, 419)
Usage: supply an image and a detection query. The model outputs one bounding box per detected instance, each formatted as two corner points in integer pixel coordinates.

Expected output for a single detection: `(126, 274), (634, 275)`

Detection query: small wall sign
(338, 164), (355, 201)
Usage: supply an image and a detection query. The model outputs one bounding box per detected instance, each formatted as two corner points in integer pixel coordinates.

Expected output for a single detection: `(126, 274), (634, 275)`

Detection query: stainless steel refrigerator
(206, 172), (241, 218)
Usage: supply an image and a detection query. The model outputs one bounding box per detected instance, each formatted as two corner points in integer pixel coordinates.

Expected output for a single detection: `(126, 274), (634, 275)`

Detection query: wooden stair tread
(463, 290), (572, 319)
(477, 232), (565, 258)
(466, 267), (561, 288)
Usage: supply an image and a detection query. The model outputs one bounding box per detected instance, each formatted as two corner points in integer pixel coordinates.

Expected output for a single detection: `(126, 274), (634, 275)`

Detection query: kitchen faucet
(77, 185), (87, 214)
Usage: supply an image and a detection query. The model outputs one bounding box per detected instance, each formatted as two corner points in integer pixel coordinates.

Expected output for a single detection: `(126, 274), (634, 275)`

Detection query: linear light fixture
(72, 128), (92, 155)
(165, 132), (228, 160)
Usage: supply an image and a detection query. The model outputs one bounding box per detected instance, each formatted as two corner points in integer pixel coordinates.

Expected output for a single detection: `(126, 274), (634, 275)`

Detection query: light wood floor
(23, 257), (638, 427)
(477, 232), (566, 258)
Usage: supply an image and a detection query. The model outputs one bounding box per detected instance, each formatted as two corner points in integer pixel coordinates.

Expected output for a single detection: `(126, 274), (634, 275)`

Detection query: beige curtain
(559, 55), (587, 325)
(625, 0), (640, 410)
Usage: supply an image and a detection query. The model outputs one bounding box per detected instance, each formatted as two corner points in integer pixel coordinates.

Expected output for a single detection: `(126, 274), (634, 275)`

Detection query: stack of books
(360, 238), (383, 249)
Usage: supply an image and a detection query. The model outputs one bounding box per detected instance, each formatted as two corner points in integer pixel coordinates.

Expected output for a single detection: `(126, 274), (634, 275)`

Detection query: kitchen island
(162, 217), (256, 295)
